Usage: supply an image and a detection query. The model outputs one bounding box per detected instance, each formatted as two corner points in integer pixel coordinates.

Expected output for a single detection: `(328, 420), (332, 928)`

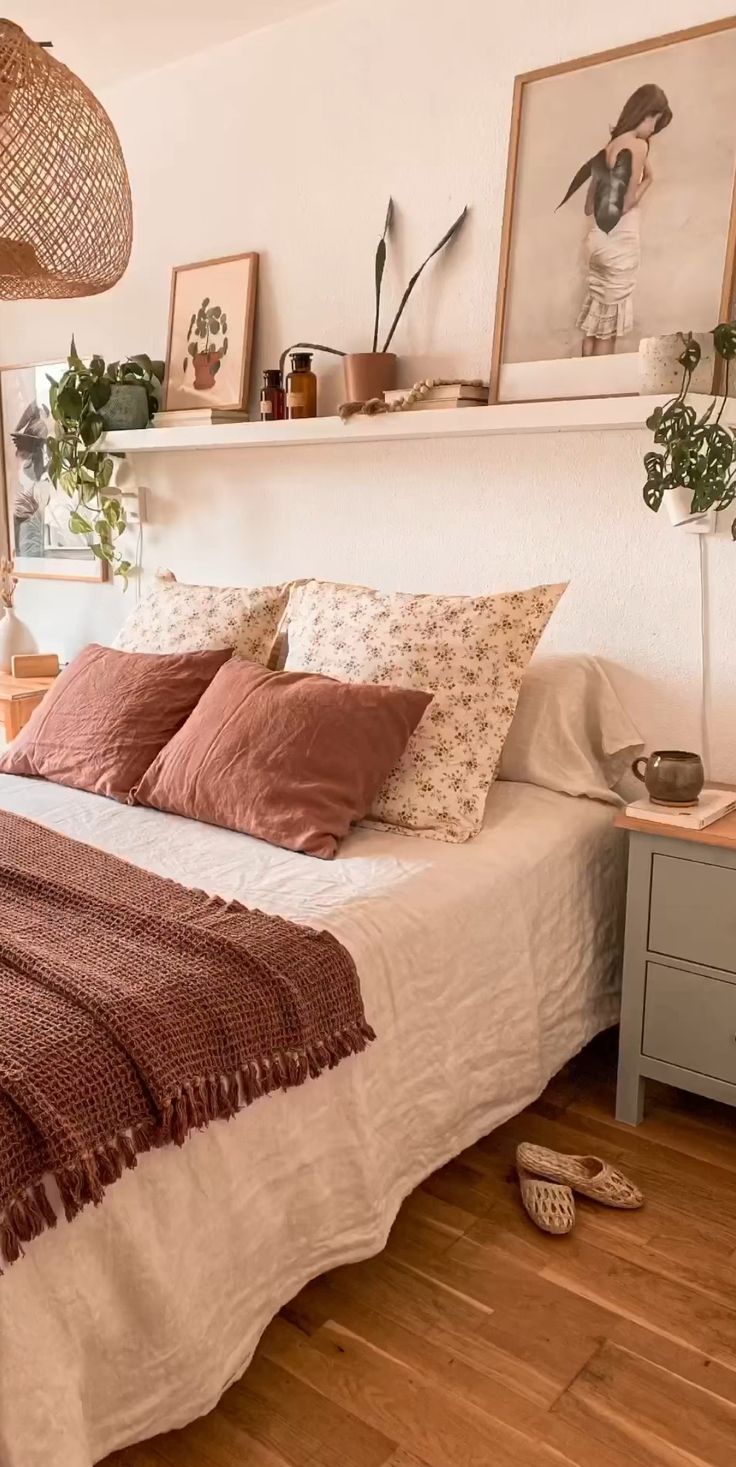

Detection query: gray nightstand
(614, 803), (736, 1125)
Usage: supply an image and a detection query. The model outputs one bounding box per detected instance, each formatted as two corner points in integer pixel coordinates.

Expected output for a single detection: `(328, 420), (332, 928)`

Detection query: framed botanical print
(163, 252), (258, 412)
(490, 18), (736, 403)
(0, 361), (105, 582)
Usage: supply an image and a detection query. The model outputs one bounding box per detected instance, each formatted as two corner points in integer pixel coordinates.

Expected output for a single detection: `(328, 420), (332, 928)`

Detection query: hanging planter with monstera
(183, 298), (229, 391)
(643, 322), (736, 535)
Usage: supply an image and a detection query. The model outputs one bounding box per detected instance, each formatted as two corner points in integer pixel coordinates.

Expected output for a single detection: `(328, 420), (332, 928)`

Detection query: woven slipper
(517, 1165), (575, 1235)
(516, 1142), (643, 1210)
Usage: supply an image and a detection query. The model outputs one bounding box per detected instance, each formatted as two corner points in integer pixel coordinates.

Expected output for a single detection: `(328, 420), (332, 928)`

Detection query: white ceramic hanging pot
(0, 607), (36, 674)
(663, 485), (709, 528)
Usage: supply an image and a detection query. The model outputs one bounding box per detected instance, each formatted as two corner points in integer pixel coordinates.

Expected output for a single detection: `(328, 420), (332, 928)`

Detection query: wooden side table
(614, 801), (736, 1125)
(0, 673), (55, 742)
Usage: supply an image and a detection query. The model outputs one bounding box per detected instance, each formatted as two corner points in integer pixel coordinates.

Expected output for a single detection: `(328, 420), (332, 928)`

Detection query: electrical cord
(134, 518), (143, 605)
(698, 533), (710, 776)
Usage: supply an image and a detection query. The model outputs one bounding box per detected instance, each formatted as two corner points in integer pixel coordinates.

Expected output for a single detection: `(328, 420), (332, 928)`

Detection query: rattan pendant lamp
(0, 19), (132, 299)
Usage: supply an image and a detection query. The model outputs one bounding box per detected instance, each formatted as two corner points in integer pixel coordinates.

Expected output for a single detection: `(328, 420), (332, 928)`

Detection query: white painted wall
(2, 0), (735, 774)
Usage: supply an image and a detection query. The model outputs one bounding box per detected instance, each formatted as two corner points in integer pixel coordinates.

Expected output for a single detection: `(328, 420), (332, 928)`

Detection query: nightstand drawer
(649, 854), (736, 974)
(643, 961), (736, 1084)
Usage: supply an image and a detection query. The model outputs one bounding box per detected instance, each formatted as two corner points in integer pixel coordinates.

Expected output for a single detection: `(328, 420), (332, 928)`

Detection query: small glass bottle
(260, 368), (285, 422)
(286, 352), (317, 420)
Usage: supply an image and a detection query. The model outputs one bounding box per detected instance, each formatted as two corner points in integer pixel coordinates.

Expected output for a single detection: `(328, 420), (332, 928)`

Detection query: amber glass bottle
(286, 352), (317, 419)
(260, 368), (285, 422)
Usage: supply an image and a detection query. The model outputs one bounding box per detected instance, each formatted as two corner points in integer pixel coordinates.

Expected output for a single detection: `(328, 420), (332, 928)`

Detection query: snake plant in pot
(643, 323), (736, 535)
(45, 341), (164, 581)
(281, 198), (469, 403)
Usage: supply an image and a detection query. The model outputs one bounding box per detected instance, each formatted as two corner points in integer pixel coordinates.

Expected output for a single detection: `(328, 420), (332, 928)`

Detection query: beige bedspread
(0, 774), (625, 1467)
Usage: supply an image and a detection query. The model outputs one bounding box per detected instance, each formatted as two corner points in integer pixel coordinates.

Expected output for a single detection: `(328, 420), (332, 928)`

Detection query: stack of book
(152, 408), (249, 428)
(625, 788), (736, 831)
(383, 382), (488, 411)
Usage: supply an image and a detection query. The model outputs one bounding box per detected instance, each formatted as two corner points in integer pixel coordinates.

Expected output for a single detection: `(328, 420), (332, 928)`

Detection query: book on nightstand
(625, 788), (736, 830)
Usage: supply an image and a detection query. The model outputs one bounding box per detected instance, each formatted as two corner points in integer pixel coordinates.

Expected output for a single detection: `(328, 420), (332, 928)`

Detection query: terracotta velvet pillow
(134, 658), (433, 858)
(0, 643), (232, 802)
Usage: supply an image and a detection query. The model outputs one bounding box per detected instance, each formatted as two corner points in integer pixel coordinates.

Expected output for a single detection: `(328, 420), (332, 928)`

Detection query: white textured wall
(2, 0), (735, 774)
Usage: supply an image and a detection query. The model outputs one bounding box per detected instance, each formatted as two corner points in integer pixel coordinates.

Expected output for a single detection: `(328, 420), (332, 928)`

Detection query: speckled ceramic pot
(98, 383), (150, 430)
(638, 334), (716, 396)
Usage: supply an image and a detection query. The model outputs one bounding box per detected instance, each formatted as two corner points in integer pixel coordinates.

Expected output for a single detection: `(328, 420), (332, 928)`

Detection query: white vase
(639, 333), (716, 395)
(0, 608), (36, 674)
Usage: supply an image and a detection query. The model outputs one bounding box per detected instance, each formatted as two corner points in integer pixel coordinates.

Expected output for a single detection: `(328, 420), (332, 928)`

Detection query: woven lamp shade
(0, 20), (132, 299)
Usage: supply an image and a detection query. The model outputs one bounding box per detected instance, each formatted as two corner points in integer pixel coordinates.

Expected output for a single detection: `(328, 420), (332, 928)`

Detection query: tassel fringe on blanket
(0, 1022), (374, 1269)
(0, 810), (375, 1273)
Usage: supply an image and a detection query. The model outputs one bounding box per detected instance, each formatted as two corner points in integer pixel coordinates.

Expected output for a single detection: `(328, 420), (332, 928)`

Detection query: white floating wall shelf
(101, 396), (735, 456)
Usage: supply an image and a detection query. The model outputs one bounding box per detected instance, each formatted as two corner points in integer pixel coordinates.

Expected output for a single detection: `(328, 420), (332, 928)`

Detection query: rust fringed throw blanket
(0, 811), (374, 1270)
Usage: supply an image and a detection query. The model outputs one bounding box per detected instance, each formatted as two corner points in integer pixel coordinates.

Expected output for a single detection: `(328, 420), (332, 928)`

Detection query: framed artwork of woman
(490, 18), (736, 403)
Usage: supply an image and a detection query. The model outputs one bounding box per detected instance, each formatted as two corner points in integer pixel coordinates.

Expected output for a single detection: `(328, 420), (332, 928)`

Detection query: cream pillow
(114, 573), (289, 662)
(284, 579), (566, 842)
(498, 655), (644, 804)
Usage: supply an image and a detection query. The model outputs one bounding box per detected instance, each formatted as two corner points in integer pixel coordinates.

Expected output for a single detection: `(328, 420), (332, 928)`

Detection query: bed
(0, 772), (625, 1467)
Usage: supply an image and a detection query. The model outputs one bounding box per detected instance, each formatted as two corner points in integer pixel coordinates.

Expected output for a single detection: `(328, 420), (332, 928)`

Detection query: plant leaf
(89, 379), (112, 410)
(55, 383), (83, 421)
(643, 476), (665, 512)
(102, 457), (116, 487)
(713, 321), (736, 361)
(372, 196), (393, 353)
(80, 413), (104, 447)
(382, 205), (469, 351)
(68, 335), (84, 371)
(69, 510), (93, 535)
(677, 333), (701, 373)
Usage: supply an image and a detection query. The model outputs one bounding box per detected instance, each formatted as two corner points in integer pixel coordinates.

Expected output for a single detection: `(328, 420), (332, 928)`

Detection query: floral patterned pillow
(114, 573), (289, 663)
(284, 579), (567, 842)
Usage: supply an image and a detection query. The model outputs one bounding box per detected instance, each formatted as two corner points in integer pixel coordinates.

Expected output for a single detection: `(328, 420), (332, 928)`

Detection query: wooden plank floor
(107, 1033), (736, 1467)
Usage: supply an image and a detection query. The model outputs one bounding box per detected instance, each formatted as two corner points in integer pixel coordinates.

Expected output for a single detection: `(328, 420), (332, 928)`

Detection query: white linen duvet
(0, 774), (625, 1467)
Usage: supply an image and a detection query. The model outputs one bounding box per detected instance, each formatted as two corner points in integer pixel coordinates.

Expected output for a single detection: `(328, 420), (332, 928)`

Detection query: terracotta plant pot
(193, 349), (224, 391)
(343, 352), (397, 403)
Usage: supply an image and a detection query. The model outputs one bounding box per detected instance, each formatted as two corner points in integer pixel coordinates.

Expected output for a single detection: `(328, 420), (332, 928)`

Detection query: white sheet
(0, 775), (625, 1467)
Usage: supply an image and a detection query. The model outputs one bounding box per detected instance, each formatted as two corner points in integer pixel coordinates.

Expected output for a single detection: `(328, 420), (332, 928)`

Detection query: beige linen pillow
(114, 572), (288, 663)
(498, 654), (644, 804)
(283, 579), (566, 842)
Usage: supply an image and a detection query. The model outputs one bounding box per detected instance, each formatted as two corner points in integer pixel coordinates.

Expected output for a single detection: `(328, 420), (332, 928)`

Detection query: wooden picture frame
(490, 17), (736, 404)
(163, 252), (258, 413)
(0, 360), (106, 584)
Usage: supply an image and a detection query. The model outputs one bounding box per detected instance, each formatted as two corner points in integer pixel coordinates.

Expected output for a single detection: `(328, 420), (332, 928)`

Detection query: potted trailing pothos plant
(45, 341), (164, 582)
(183, 298), (229, 390)
(643, 322), (736, 534)
(281, 197), (468, 403)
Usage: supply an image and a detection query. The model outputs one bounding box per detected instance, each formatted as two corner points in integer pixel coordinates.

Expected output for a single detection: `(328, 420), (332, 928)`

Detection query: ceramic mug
(632, 750), (705, 807)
